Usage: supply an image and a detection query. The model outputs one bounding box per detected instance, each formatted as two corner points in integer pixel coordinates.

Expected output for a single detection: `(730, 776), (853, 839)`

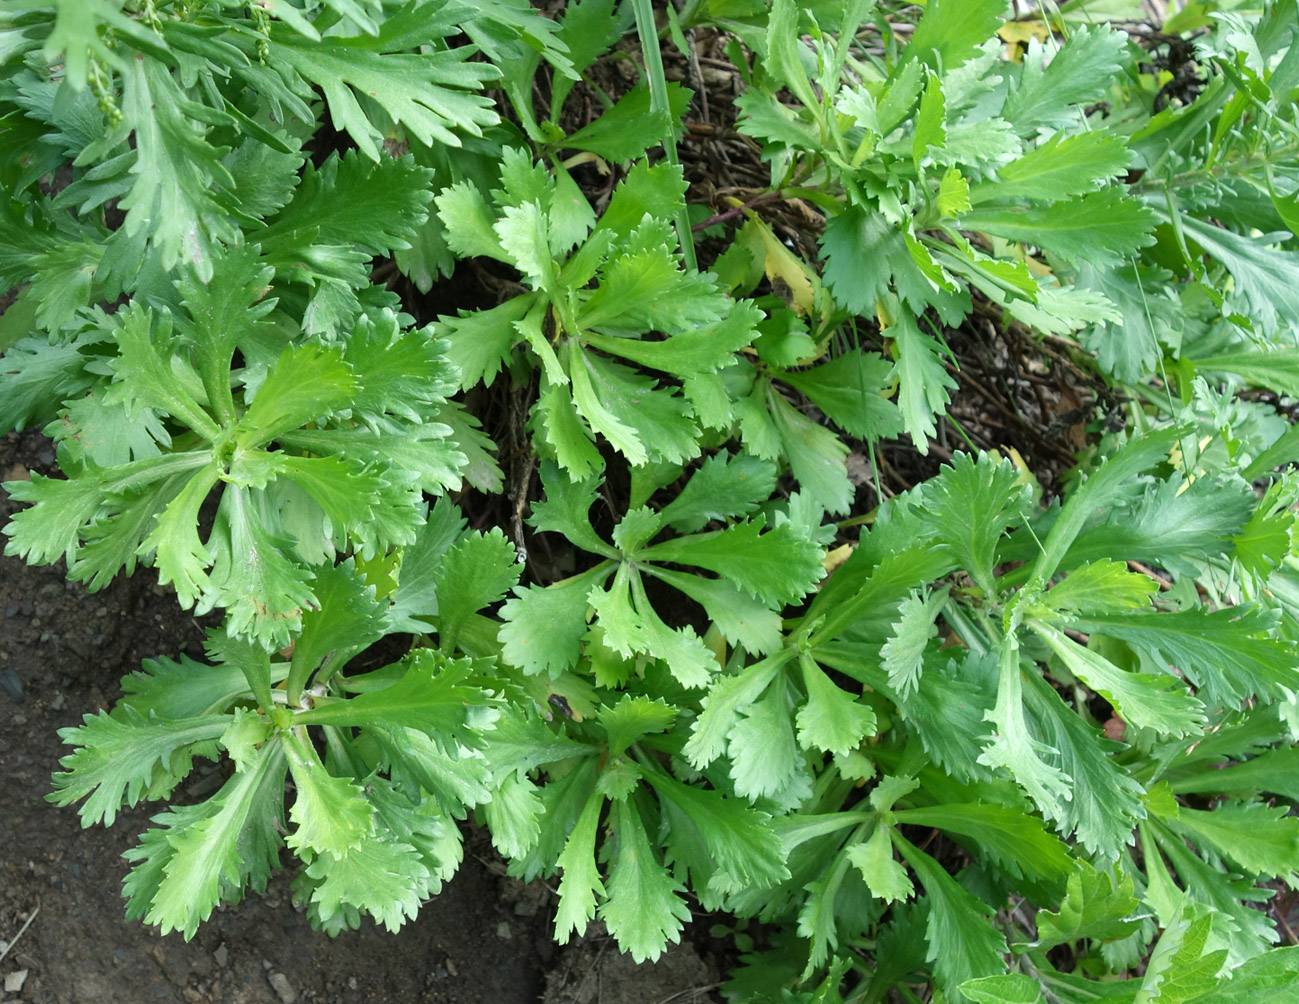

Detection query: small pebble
(446, 958), (458, 977)
(268, 971), (297, 1004)
(4, 969), (28, 993)
(495, 921), (512, 940)
(213, 945), (229, 968)
(348, 977), (358, 990)
(0, 667), (25, 703)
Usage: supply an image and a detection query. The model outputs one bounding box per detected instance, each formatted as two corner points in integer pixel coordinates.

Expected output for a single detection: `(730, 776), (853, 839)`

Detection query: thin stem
(631, 0), (697, 270)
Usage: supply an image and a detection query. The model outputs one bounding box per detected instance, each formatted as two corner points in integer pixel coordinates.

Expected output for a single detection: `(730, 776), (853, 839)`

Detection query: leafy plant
(4, 0), (1299, 1002)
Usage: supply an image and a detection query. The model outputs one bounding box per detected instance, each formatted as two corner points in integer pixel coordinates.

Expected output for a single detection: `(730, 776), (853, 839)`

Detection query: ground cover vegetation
(2, 0), (1299, 999)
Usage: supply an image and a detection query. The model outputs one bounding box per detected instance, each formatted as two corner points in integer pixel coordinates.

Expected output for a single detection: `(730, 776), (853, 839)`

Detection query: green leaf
(499, 567), (610, 676)
(206, 484), (317, 648)
(767, 386), (855, 516)
(108, 305), (220, 441)
(295, 651), (488, 741)
(647, 770), (790, 894)
(892, 308), (958, 453)
(647, 566), (784, 656)
(904, 0), (1006, 72)
(599, 797), (691, 963)
(0, 336), (95, 432)
(1176, 214), (1299, 336)
(659, 453), (777, 533)
(847, 825), (914, 904)
(1167, 803), (1299, 885)
(118, 56), (235, 280)
(961, 190), (1156, 270)
(433, 527), (521, 650)
(973, 132), (1132, 204)
(123, 741), (287, 940)
(894, 834), (1009, 994)
(554, 790), (607, 943)
(48, 706), (227, 827)
(1070, 606), (1299, 704)
(917, 451), (1032, 594)
(1018, 426), (1183, 600)
(291, 559), (386, 682)
(268, 23), (499, 161)
(236, 343), (355, 449)
(570, 348), (700, 466)
(881, 587), (947, 695)
(1034, 862), (1142, 951)
(1002, 25), (1130, 134)
(913, 71), (947, 167)
(778, 350), (902, 441)
(1022, 670), (1146, 858)
(437, 295), (536, 390)
(892, 802), (1073, 883)
(977, 638), (1073, 834)
(528, 460), (617, 557)
(959, 974), (1044, 1004)
(1032, 622), (1206, 738)
(599, 695), (677, 757)
(796, 652), (877, 756)
(640, 516), (826, 608)
(565, 82), (691, 162)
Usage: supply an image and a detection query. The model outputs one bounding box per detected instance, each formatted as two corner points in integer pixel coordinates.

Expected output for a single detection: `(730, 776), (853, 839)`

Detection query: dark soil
(0, 429), (723, 1004)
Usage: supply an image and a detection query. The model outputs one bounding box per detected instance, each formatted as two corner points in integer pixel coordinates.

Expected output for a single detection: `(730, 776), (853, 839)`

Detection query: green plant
(3, 0), (1299, 1001)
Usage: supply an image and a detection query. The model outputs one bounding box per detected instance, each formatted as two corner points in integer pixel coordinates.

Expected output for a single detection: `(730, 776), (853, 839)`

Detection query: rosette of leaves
(719, 431), (1299, 999)
(435, 154), (763, 474)
(43, 541), (528, 938)
(2, 244), (467, 647)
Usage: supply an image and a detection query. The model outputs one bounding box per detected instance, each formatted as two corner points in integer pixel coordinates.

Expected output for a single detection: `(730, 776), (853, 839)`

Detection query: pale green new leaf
(1040, 560), (1156, 615)
(881, 588), (947, 695)
(302, 835), (431, 934)
(283, 731), (375, 858)
(1032, 622), (1205, 738)
(847, 825), (914, 904)
(974, 132), (1131, 204)
(599, 798), (691, 963)
(49, 707), (227, 827)
(728, 683), (804, 801)
(959, 975), (1044, 1004)
(554, 791), (606, 943)
(796, 653), (877, 756)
